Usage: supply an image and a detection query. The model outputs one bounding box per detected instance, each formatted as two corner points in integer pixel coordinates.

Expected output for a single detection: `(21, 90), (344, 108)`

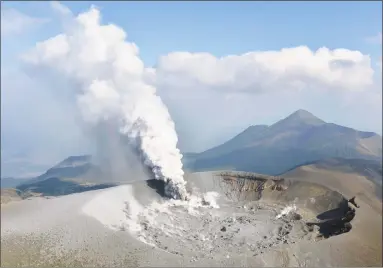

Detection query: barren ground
(1, 169), (382, 267)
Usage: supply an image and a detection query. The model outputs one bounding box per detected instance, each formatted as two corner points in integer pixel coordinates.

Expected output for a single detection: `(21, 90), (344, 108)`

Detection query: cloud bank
(156, 47), (374, 94)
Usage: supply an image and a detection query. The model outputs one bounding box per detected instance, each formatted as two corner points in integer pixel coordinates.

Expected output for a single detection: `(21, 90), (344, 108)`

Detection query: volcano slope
(1, 171), (381, 267)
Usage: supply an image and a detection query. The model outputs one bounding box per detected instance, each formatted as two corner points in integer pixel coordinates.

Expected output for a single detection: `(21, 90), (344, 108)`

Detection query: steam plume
(23, 5), (187, 199)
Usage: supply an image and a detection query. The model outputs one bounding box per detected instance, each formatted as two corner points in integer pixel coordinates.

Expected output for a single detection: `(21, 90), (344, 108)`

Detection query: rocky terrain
(2, 170), (381, 267)
(1, 189), (23, 204)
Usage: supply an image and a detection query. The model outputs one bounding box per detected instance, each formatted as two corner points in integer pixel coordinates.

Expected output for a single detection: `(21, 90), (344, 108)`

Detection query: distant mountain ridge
(1, 177), (32, 189)
(5, 109), (381, 199)
(282, 157), (382, 200)
(184, 109), (382, 175)
(283, 157), (382, 184)
(0, 156), (94, 189)
(23, 155), (95, 185)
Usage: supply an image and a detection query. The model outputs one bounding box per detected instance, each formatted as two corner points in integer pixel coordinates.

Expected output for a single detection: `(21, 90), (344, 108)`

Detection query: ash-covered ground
(80, 172), (326, 263)
(2, 171), (381, 267)
(127, 198), (316, 261)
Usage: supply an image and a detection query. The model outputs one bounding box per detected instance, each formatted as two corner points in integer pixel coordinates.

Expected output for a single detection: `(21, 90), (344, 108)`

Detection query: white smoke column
(23, 5), (187, 199)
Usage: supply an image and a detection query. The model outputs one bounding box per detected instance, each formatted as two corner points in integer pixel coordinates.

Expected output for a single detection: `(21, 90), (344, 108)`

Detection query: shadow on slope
(145, 179), (166, 198)
(316, 207), (348, 221)
(16, 177), (116, 198)
(1, 177), (32, 189)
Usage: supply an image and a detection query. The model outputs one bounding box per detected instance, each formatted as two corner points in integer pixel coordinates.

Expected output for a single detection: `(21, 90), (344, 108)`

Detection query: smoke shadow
(316, 199), (349, 220)
(307, 218), (352, 239)
(307, 204), (356, 239)
(145, 179), (167, 198)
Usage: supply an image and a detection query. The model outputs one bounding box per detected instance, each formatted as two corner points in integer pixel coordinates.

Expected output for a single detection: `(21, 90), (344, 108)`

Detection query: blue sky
(2, 1), (382, 66)
(1, 1), (382, 177)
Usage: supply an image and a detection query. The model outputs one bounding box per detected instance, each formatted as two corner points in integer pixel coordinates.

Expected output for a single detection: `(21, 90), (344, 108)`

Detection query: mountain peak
(289, 109), (318, 119)
(54, 155), (92, 169)
(273, 109), (325, 128)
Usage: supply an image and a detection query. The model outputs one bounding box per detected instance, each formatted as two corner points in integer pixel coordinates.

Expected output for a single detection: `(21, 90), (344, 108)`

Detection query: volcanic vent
(84, 171), (358, 263)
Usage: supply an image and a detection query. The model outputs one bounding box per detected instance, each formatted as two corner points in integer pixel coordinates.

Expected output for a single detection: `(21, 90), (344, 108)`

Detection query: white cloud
(1, 8), (49, 36)
(50, 1), (72, 16)
(366, 32), (382, 45)
(155, 47), (374, 95)
(152, 48), (381, 151)
(152, 47), (379, 151)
